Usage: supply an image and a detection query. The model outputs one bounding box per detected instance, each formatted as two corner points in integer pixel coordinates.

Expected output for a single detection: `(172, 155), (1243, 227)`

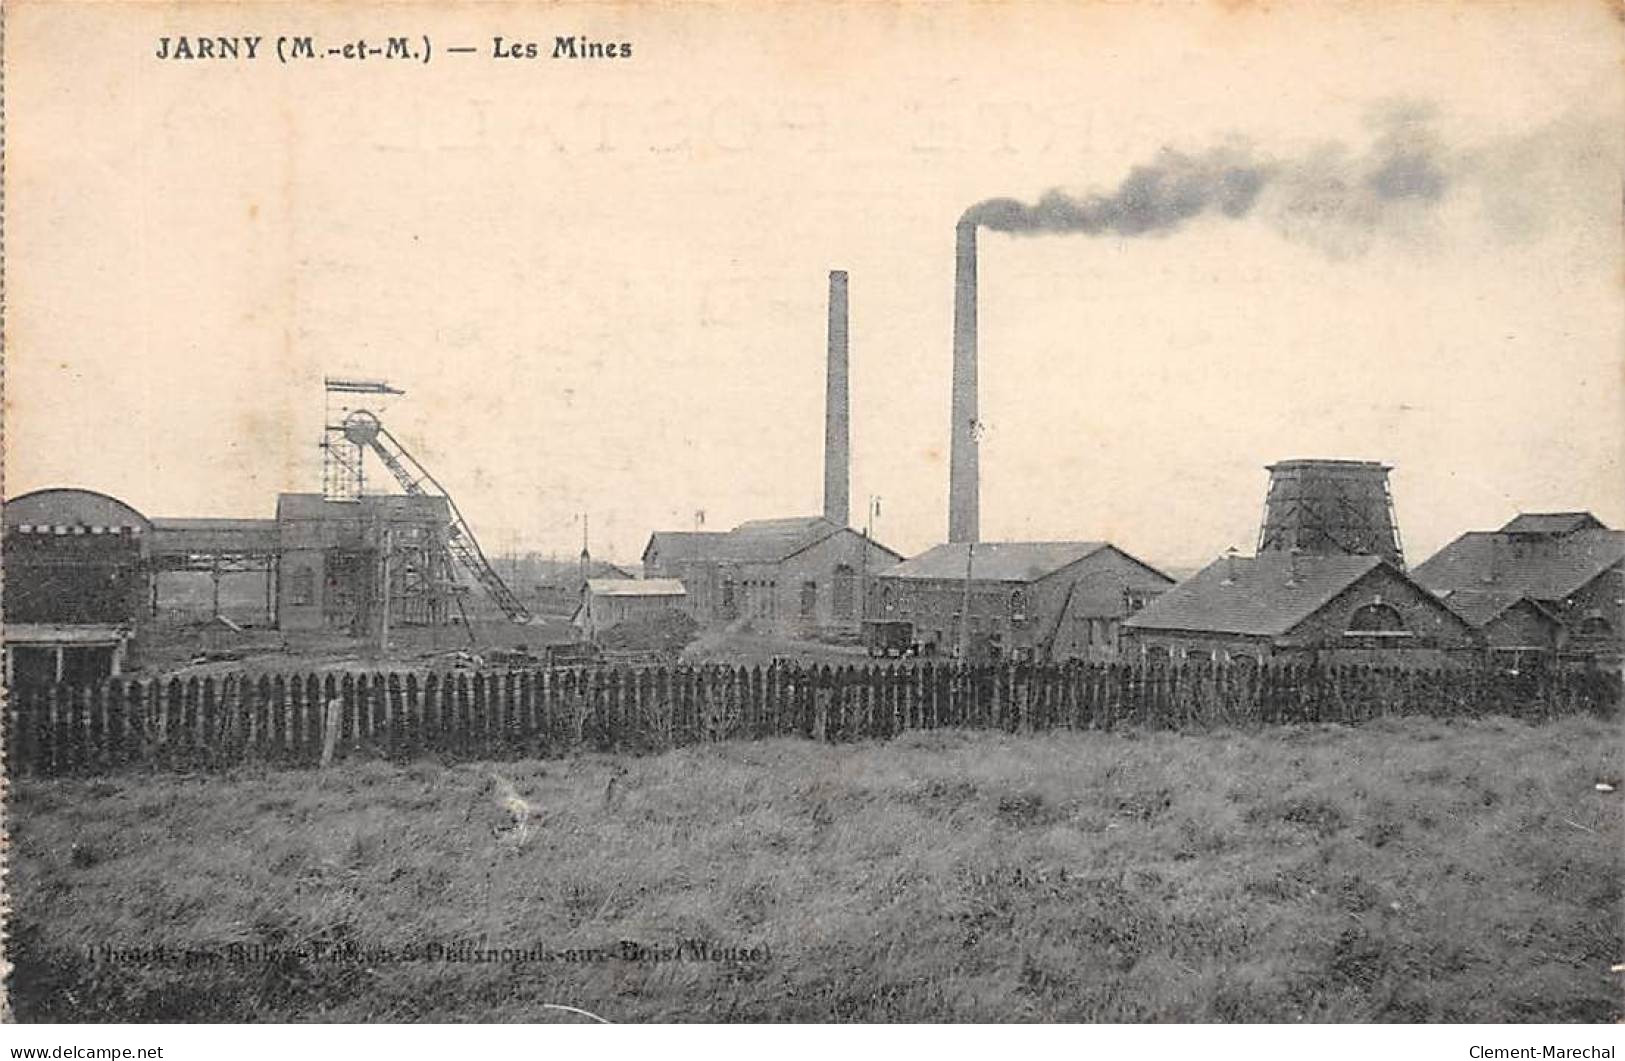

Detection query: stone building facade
(1122, 552), (1479, 667)
(642, 517), (902, 640)
(870, 541), (1173, 662)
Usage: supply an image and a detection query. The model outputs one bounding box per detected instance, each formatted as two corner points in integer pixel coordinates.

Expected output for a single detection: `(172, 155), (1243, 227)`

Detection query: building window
(801, 581), (818, 618)
(291, 567), (315, 606)
(832, 565), (855, 619)
(1144, 645), (1170, 664)
(1228, 653), (1258, 668)
(721, 579), (736, 617)
(881, 584), (897, 616)
(1185, 649), (1212, 664)
(1577, 614), (1614, 639)
(1347, 602), (1409, 635)
(1010, 589), (1027, 623)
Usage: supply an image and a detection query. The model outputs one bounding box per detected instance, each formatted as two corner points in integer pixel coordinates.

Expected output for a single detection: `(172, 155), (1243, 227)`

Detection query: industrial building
(641, 269), (904, 640)
(530, 558), (637, 616)
(2, 488), (152, 686)
(274, 493), (456, 633)
(864, 223), (1174, 663)
(870, 541), (1174, 662)
(1122, 551), (1478, 667)
(1413, 512), (1624, 668)
(644, 517), (902, 638)
(573, 578), (688, 639)
(3, 381), (535, 685)
(1122, 459), (1477, 667)
(3, 487), (465, 649)
(150, 515), (280, 625)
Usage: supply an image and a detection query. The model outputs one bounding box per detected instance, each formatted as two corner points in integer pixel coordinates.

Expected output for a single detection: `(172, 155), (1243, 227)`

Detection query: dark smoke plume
(961, 107), (1456, 255)
(963, 147), (1271, 236)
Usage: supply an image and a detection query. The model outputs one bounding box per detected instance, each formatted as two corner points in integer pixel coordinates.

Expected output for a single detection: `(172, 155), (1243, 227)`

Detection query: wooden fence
(6, 661), (1619, 777)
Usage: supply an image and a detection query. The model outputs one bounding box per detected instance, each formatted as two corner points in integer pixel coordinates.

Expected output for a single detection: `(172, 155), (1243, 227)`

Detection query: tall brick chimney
(823, 269), (850, 527)
(948, 220), (979, 543)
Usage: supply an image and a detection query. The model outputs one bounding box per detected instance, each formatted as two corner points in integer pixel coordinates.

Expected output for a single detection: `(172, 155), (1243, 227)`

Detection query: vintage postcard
(2, 0), (1621, 1036)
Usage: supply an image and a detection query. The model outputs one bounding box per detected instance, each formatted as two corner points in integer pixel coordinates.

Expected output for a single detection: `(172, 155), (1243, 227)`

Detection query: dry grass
(8, 715), (1621, 1022)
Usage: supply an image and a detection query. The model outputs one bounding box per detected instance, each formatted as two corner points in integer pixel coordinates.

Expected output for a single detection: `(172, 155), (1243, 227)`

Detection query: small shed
(3, 623), (131, 688)
(574, 578), (688, 639)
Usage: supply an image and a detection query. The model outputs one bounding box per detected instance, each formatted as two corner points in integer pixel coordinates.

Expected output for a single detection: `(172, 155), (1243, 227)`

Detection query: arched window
(832, 565), (855, 618)
(1577, 614), (1614, 639)
(880, 583), (896, 615)
(1010, 588), (1027, 622)
(800, 581), (818, 618)
(1347, 602), (1408, 635)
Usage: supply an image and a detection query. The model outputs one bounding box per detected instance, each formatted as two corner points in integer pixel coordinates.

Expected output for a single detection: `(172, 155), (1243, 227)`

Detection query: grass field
(9, 715), (1621, 1022)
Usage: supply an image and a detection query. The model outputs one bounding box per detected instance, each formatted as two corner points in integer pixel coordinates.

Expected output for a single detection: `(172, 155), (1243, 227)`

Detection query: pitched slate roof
(150, 518), (280, 557)
(586, 578), (686, 598)
(1434, 588), (1562, 629)
(644, 517), (901, 566)
(1412, 529), (1625, 602)
(881, 541), (1116, 583)
(723, 516), (843, 562)
(1123, 553), (1388, 637)
(1499, 512), (1605, 536)
(643, 531), (728, 562)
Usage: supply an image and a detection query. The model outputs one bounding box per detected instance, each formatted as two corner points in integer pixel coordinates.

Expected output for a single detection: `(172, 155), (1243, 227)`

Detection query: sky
(6, 0), (1621, 571)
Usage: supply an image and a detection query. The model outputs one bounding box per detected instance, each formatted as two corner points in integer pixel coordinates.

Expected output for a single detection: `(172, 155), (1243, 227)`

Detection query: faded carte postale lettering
(3, 0), (1622, 1029)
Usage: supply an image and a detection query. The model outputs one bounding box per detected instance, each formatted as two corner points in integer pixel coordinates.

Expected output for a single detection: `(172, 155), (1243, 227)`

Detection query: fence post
(452, 673), (471, 758)
(270, 675), (289, 765)
(321, 693), (341, 768)
(423, 672), (442, 755)
(519, 671), (536, 752)
(386, 673), (404, 761)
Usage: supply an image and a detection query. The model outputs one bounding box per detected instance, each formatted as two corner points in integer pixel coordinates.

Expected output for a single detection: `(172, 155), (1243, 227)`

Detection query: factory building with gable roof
(1413, 512), (1624, 668)
(870, 540), (1174, 662)
(641, 271), (904, 641)
(1121, 459), (1478, 667)
(1122, 550), (1477, 667)
(643, 516), (902, 639)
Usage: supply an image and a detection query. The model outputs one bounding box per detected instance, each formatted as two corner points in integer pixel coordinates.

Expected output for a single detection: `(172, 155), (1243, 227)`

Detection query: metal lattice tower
(341, 409), (533, 624)
(321, 378), (404, 501)
(1256, 459), (1405, 568)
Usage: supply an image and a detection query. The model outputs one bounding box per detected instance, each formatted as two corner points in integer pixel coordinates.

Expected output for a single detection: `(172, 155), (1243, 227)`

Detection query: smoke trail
(963, 147), (1271, 236)
(962, 106), (1455, 254)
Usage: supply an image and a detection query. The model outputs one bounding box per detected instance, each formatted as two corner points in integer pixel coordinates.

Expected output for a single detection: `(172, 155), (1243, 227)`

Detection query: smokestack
(823, 269), (850, 527)
(949, 220), (979, 543)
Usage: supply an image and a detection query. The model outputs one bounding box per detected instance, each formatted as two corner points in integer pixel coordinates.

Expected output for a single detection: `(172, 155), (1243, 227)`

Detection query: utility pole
(860, 495), (879, 626)
(579, 513), (591, 587)
(957, 542), (975, 662)
(378, 526), (392, 654)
